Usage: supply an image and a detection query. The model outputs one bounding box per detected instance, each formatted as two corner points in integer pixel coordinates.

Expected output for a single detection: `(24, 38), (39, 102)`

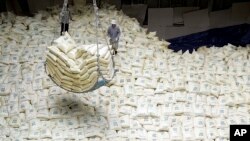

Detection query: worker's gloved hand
(115, 37), (119, 42)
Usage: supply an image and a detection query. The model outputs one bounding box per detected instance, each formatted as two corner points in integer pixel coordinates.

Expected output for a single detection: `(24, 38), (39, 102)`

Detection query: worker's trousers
(110, 39), (118, 52)
(61, 23), (69, 35)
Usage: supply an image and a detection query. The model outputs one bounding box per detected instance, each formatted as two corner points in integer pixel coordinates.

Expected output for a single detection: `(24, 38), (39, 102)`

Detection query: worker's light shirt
(60, 10), (71, 24)
(107, 25), (121, 41)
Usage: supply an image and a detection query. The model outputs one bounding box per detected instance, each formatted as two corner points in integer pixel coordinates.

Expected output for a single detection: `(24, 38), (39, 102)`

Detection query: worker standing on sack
(107, 19), (121, 55)
(59, 4), (73, 35)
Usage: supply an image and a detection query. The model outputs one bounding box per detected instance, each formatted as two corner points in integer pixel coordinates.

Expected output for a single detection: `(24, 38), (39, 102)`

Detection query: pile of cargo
(0, 3), (250, 141)
(46, 32), (113, 92)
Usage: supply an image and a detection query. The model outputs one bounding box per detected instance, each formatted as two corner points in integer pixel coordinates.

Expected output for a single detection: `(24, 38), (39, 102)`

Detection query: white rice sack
(63, 128), (76, 140)
(18, 92), (30, 102)
(8, 116), (21, 127)
(29, 119), (41, 130)
(172, 103), (184, 115)
(182, 116), (194, 127)
(130, 119), (143, 129)
(37, 108), (49, 119)
(42, 76), (55, 88)
(123, 84), (135, 97)
(84, 126), (104, 138)
(78, 115), (92, 127)
(108, 103), (119, 118)
(106, 129), (119, 139)
(135, 87), (151, 96)
(194, 127), (206, 140)
(109, 118), (121, 130)
(206, 118), (216, 128)
(54, 32), (76, 53)
(169, 126), (183, 141)
(156, 59), (167, 70)
(32, 78), (43, 90)
(125, 76), (135, 85)
(186, 81), (200, 93)
(211, 105), (220, 117)
(193, 103), (205, 116)
(183, 103), (194, 115)
(0, 55), (10, 64)
(143, 69), (152, 79)
(136, 103), (148, 117)
(8, 92), (19, 103)
(33, 70), (45, 80)
(0, 83), (11, 96)
(236, 115), (248, 124)
(186, 93), (196, 103)
(120, 61), (132, 74)
(174, 91), (187, 102)
(217, 128), (229, 139)
(206, 128), (219, 140)
(148, 103), (159, 117)
(40, 128), (52, 139)
(200, 82), (211, 95)
(216, 117), (228, 129)
(210, 84), (221, 97)
(8, 103), (19, 116)
(132, 58), (144, 68)
(135, 77), (149, 88)
(159, 132), (170, 140)
(114, 75), (127, 86)
(186, 73), (199, 82)
(144, 59), (155, 69)
(67, 47), (86, 60)
(146, 78), (158, 89)
(28, 130), (40, 140)
(194, 117), (205, 128)
(147, 131), (161, 140)
(49, 86), (62, 95)
(159, 116), (171, 131)
(173, 79), (186, 90)
(119, 115), (130, 128)
(154, 82), (166, 94)
(119, 96), (134, 107)
(52, 128), (65, 140)
(196, 95), (207, 105)
(204, 105), (212, 117)
(131, 67), (143, 78)
(136, 128), (148, 139)
(182, 127), (195, 140)
(96, 116), (108, 127)
(137, 117), (153, 125)
(217, 106), (229, 117)
(161, 103), (174, 116)
(0, 127), (10, 138)
(0, 105), (9, 117)
(165, 93), (176, 104)
(204, 73), (216, 83)
(9, 65), (21, 75)
(49, 107), (62, 119)
(47, 95), (59, 108)
(0, 117), (8, 127)
(207, 96), (218, 106)
(235, 93), (246, 105)
(65, 117), (79, 128)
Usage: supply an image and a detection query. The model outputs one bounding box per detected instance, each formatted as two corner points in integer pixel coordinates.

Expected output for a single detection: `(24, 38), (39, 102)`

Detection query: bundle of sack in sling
(46, 32), (113, 92)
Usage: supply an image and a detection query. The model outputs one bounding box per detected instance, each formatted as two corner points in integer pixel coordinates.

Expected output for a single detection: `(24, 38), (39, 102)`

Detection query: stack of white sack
(46, 32), (113, 92)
